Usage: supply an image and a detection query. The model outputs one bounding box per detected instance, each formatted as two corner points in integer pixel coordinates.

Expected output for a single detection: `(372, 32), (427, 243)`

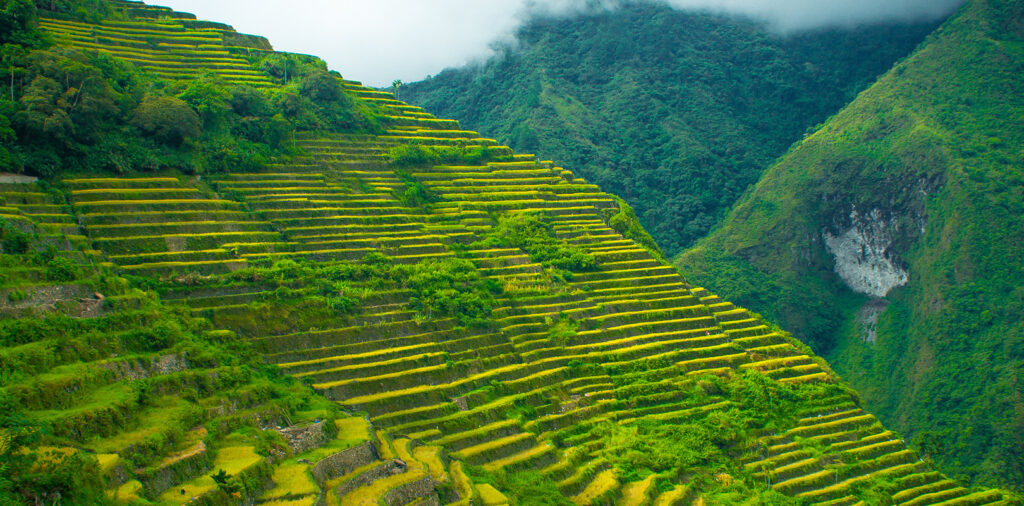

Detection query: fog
(156, 0), (965, 86)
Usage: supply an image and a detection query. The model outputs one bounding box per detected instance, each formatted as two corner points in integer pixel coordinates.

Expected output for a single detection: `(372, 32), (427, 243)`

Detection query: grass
(619, 475), (656, 506)
(260, 461), (318, 501)
(412, 445), (447, 482)
(481, 442), (553, 472)
(653, 484), (689, 506)
(572, 468), (618, 504)
(449, 461), (475, 505)
(338, 438), (426, 506)
(475, 484), (509, 505)
(109, 480), (144, 503)
(157, 445), (262, 503)
(336, 417), (372, 441)
(432, 420), (519, 448)
(31, 383), (135, 428)
(450, 433), (533, 462)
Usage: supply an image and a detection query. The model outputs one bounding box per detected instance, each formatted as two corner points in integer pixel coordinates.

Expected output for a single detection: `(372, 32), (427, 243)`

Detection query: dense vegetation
(467, 368), (856, 505)
(677, 0), (1024, 491)
(403, 2), (940, 255)
(0, 218), (342, 504)
(0, 0), (378, 177)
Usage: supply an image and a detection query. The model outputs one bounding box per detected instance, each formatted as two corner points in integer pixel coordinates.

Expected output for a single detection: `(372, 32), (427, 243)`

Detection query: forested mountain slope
(0, 0), (1017, 504)
(676, 0), (1024, 491)
(402, 3), (939, 255)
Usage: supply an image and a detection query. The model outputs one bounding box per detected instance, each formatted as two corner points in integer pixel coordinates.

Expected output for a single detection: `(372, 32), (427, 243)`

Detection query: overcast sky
(157, 0), (965, 87)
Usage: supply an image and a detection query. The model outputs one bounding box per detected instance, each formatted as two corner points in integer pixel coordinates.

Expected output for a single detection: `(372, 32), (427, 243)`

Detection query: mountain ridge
(676, 0), (1024, 490)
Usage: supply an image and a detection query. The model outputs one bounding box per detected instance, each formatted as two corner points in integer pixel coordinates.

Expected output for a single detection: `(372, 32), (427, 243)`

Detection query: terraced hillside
(38, 0), (274, 87)
(2, 0), (1016, 504)
(43, 118), (1017, 504)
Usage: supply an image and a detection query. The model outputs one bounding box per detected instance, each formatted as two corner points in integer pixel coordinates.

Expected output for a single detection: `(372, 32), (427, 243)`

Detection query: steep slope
(0, 0), (1017, 504)
(0, 176), (360, 505)
(402, 2), (940, 255)
(676, 0), (1024, 490)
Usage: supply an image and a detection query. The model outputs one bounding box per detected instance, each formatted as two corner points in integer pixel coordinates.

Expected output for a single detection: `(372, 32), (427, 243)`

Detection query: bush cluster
(0, 2), (379, 177)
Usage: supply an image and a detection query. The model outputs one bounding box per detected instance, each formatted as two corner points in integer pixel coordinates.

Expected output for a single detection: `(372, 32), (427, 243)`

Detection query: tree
(1, 43), (26, 101)
(210, 469), (241, 495)
(392, 79), (402, 101)
(132, 95), (200, 146)
(301, 68), (342, 103)
(0, 0), (41, 47)
(177, 72), (230, 130)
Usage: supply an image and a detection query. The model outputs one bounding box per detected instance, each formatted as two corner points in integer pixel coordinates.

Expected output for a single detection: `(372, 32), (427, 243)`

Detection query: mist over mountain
(155, 0), (965, 85)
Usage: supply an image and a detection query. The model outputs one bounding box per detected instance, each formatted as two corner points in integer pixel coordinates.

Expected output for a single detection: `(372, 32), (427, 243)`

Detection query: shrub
(478, 212), (595, 273)
(395, 171), (440, 208)
(389, 144), (498, 168)
(405, 258), (500, 326)
(301, 69), (343, 103)
(132, 96), (201, 147)
(602, 197), (663, 259)
(44, 256), (76, 282)
(0, 218), (29, 254)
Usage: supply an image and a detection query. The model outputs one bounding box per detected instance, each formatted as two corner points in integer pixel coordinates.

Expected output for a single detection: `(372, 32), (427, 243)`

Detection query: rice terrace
(0, 0), (1021, 505)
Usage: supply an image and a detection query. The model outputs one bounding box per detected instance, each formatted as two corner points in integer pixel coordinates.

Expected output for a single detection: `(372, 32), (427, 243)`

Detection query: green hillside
(676, 0), (1024, 491)
(0, 0), (1018, 504)
(402, 3), (939, 255)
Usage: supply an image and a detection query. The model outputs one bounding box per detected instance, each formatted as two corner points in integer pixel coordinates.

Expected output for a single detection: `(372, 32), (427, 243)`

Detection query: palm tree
(392, 79), (402, 101)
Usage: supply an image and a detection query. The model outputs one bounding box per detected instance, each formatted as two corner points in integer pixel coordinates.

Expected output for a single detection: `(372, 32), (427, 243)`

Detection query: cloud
(661, 0), (966, 31)
(156, 0), (964, 87)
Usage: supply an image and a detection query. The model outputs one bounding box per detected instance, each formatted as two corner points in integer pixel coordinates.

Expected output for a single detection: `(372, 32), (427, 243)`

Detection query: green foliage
(0, 390), (105, 504)
(388, 143), (499, 168)
(2, 0), (43, 47)
(131, 95), (201, 147)
(219, 254), (501, 328)
(404, 3), (939, 255)
(0, 217), (29, 254)
(602, 197), (663, 260)
(406, 258), (500, 326)
(546, 315), (577, 345)
(211, 468), (242, 495)
(0, 11), (379, 177)
(256, 52), (378, 133)
(478, 212), (595, 273)
(395, 170), (440, 208)
(33, 0), (111, 23)
(177, 73), (230, 131)
(466, 468), (573, 506)
(598, 420), (717, 480)
(677, 0), (1024, 490)
(564, 371), (868, 500)
(43, 255), (74, 281)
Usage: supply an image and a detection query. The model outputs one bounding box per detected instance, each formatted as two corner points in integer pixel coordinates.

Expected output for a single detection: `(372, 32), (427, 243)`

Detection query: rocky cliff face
(823, 207), (910, 298)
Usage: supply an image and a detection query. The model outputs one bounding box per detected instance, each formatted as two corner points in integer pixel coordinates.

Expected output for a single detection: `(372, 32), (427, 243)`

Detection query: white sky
(157, 0), (965, 87)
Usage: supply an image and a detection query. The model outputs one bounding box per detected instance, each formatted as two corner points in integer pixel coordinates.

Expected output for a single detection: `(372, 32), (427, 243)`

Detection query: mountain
(0, 0), (1018, 504)
(402, 3), (940, 255)
(676, 0), (1024, 490)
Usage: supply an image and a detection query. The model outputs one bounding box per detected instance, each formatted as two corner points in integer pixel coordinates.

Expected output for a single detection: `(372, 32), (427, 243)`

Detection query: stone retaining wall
(311, 441), (378, 484)
(277, 421), (329, 454)
(383, 475), (436, 506)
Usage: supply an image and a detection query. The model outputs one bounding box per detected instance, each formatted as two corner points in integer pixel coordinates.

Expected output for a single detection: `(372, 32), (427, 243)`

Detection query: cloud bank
(662, 0), (966, 31)
(157, 0), (965, 87)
